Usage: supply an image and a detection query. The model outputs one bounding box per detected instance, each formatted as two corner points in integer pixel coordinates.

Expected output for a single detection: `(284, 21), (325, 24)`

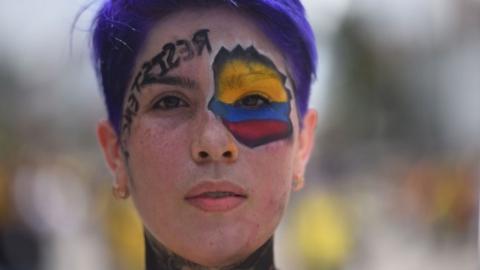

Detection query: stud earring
(112, 185), (130, 200)
(292, 175), (305, 191)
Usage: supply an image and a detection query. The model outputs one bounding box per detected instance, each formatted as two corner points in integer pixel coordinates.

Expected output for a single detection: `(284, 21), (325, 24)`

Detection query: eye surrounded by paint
(235, 94), (271, 109)
(209, 45), (293, 148)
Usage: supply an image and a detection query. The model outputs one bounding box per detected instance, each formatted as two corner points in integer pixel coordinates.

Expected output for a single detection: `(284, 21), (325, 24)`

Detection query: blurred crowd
(0, 0), (478, 269)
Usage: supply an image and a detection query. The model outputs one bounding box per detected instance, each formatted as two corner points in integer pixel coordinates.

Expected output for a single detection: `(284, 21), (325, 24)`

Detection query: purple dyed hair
(91, 0), (317, 134)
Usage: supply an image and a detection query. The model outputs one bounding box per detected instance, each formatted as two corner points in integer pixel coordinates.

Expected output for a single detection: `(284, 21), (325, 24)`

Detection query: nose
(191, 113), (239, 164)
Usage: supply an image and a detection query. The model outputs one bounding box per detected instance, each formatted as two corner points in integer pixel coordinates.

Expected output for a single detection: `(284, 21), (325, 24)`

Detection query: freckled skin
(116, 7), (308, 269)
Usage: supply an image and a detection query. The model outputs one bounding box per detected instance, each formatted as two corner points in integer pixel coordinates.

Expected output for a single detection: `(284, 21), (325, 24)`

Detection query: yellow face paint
(216, 60), (288, 104)
(209, 45), (293, 148)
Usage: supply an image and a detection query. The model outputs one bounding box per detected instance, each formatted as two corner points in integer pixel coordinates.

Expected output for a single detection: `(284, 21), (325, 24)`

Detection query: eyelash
(151, 94), (190, 111)
(235, 93), (272, 108)
(149, 91), (270, 112)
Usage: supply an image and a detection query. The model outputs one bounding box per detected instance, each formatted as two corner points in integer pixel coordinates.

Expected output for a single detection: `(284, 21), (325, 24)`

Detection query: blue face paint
(208, 46), (293, 148)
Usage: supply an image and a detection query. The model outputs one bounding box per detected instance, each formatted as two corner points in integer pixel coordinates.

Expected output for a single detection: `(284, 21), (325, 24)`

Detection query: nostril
(199, 151), (209, 159)
(222, 151), (232, 158)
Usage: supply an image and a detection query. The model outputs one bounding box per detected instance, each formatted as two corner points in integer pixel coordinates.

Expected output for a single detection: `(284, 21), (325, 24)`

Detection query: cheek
(250, 139), (295, 180)
(247, 139), (295, 216)
(125, 118), (197, 234)
(126, 118), (192, 191)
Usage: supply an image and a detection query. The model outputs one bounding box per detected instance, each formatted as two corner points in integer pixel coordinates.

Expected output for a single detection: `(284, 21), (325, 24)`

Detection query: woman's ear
(97, 120), (130, 198)
(292, 109), (318, 191)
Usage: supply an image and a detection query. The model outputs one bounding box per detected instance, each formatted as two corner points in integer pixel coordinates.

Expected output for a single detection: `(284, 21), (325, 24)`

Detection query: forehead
(134, 6), (288, 76)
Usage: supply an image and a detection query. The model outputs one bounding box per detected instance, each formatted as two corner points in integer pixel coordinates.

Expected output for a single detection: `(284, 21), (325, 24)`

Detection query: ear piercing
(112, 185), (130, 200)
(292, 175), (305, 190)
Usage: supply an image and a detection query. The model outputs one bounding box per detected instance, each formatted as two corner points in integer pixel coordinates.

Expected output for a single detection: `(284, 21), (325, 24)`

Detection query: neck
(144, 230), (276, 270)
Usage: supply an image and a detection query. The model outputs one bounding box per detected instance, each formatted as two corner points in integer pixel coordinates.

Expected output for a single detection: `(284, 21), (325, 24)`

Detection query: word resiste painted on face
(122, 29), (212, 136)
(208, 46), (293, 148)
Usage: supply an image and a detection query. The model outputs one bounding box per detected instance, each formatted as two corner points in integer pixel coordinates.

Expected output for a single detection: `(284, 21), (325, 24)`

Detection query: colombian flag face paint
(208, 46), (293, 148)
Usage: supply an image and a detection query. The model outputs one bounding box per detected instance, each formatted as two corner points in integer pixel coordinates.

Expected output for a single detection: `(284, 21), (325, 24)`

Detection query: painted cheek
(209, 46), (294, 148)
(221, 119), (291, 148)
(208, 97), (293, 148)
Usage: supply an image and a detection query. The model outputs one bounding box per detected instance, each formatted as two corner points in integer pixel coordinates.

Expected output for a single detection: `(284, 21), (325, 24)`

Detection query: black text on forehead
(132, 29), (212, 91)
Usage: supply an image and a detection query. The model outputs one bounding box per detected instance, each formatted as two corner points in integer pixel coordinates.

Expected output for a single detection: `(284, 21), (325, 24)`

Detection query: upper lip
(184, 180), (248, 199)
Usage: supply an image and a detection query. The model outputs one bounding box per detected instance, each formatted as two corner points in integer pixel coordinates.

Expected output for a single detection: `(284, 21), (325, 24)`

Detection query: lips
(185, 181), (247, 212)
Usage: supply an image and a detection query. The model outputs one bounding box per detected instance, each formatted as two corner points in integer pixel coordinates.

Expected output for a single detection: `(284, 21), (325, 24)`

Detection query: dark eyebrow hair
(141, 75), (198, 90)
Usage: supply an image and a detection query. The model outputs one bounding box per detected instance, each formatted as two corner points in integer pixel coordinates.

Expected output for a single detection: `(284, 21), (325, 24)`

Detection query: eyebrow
(141, 75), (199, 90)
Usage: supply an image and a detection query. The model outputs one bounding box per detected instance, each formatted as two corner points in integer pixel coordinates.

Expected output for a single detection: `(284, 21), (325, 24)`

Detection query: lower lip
(186, 196), (246, 212)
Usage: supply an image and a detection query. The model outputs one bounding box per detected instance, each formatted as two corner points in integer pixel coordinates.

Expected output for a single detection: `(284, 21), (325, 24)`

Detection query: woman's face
(98, 6), (317, 268)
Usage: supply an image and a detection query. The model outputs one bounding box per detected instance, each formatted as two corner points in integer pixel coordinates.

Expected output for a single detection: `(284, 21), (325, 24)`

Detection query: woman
(93, 0), (318, 269)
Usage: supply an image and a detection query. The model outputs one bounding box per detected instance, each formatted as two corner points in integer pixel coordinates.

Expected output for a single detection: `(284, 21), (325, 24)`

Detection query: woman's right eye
(152, 95), (189, 111)
(235, 94), (271, 109)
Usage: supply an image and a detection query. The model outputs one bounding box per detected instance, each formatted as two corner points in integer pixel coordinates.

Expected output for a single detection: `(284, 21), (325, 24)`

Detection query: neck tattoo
(144, 231), (277, 270)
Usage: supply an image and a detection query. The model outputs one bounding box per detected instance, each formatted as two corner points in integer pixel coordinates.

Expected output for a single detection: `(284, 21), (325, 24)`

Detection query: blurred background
(0, 0), (478, 269)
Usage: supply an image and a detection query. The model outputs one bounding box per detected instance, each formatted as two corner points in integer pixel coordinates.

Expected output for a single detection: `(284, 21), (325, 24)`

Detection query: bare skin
(97, 6), (317, 268)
